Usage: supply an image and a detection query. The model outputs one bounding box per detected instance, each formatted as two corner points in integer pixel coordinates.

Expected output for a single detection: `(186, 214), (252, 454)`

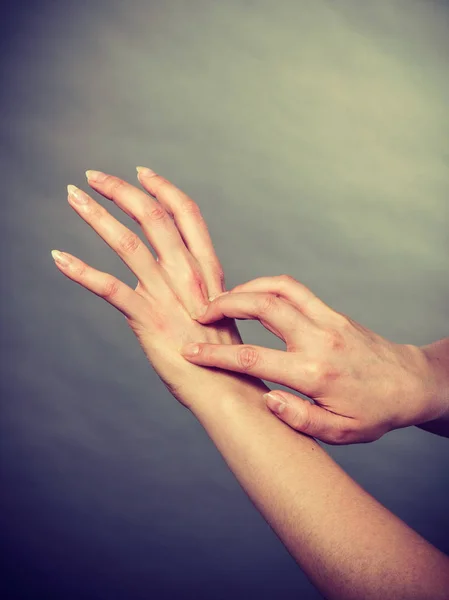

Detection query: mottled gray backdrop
(1, 1), (448, 598)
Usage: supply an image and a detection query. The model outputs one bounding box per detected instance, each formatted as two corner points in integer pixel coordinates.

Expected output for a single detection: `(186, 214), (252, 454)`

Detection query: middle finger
(85, 170), (189, 267)
(136, 166), (226, 299)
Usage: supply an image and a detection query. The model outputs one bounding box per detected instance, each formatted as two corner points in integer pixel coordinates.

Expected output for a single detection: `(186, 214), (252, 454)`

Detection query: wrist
(188, 373), (270, 421)
(414, 340), (449, 435)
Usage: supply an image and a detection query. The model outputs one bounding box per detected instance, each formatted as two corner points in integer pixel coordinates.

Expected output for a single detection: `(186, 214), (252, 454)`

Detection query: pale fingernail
(51, 249), (70, 267)
(181, 343), (200, 356)
(136, 166), (156, 177)
(85, 170), (108, 183)
(209, 291), (230, 301)
(67, 184), (88, 205)
(263, 392), (286, 414)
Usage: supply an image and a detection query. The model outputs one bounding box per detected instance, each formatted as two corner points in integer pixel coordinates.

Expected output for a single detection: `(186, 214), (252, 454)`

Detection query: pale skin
(182, 280), (449, 444)
(52, 167), (449, 600)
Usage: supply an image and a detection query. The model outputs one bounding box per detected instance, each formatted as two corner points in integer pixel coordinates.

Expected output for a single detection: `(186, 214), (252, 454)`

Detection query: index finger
(229, 275), (342, 326)
(136, 167), (226, 299)
(194, 291), (320, 348)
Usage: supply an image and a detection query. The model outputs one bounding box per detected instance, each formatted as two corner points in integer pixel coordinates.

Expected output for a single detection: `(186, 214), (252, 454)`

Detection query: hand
(52, 167), (268, 410)
(180, 275), (440, 443)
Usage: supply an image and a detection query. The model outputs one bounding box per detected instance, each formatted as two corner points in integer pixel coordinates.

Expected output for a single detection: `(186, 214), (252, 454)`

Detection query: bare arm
(57, 168), (449, 600)
(190, 386), (449, 600)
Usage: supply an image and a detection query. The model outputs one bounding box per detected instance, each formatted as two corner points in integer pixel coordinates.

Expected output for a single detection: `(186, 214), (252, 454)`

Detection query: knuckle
(107, 178), (127, 197)
(118, 231), (140, 255)
(103, 278), (121, 299)
(144, 203), (167, 223)
(180, 199), (202, 218)
(257, 293), (277, 315)
(278, 274), (296, 286)
(320, 363), (342, 384)
(149, 176), (169, 196)
(333, 311), (351, 329)
(87, 203), (104, 221)
(290, 407), (309, 431)
(278, 274), (309, 295)
(72, 262), (87, 278)
(304, 360), (323, 384)
(286, 340), (299, 352)
(154, 175), (168, 187)
(237, 346), (260, 371)
(322, 327), (346, 352)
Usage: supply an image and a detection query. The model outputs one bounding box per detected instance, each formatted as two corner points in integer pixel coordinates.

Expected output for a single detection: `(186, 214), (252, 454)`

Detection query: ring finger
(136, 167), (226, 299)
(85, 170), (210, 315)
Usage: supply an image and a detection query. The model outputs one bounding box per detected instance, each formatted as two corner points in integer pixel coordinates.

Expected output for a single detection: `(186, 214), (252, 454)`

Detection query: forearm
(416, 337), (449, 437)
(190, 385), (449, 600)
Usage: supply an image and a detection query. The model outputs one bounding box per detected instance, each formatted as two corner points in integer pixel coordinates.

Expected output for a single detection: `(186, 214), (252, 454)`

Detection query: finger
(66, 185), (169, 297)
(193, 291), (319, 347)
(51, 250), (150, 321)
(229, 275), (342, 326)
(264, 390), (357, 445)
(84, 170), (208, 316)
(136, 166), (226, 299)
(180, 342), (319, 395)
(85, 170), (189, 268)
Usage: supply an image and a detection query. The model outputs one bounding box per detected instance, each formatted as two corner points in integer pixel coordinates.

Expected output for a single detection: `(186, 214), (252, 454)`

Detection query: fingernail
(67, 184), (88, 205)
(85, 170), (108, 183)
(191, 305), (208, 320)
(51, 249), (70, 267)
(208, 291), (229, 301)
(263, 392), (286, 414)
(181, 343), (200, 356)
(136, 166), (156, 177)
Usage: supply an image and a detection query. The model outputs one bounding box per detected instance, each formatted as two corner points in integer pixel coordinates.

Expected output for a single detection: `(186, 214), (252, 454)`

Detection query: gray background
(1, 1), (448, 598)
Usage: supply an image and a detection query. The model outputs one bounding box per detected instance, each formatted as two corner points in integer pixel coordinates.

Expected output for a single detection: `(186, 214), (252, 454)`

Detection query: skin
(55, 170), (268, 411)
(53, 168), (449, 599)
(181, 279), (449, 443)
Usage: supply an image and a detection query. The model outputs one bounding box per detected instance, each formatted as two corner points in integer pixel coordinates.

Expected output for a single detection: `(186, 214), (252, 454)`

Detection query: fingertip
(263, 392), (287, 415)
(181, 343), (200, 357)
(191, 306), (209, 321)
(136, 166), (156, 177)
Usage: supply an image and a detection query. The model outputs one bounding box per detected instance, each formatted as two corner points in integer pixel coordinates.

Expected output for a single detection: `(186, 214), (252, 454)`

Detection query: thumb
(263, 391), (353, 445)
